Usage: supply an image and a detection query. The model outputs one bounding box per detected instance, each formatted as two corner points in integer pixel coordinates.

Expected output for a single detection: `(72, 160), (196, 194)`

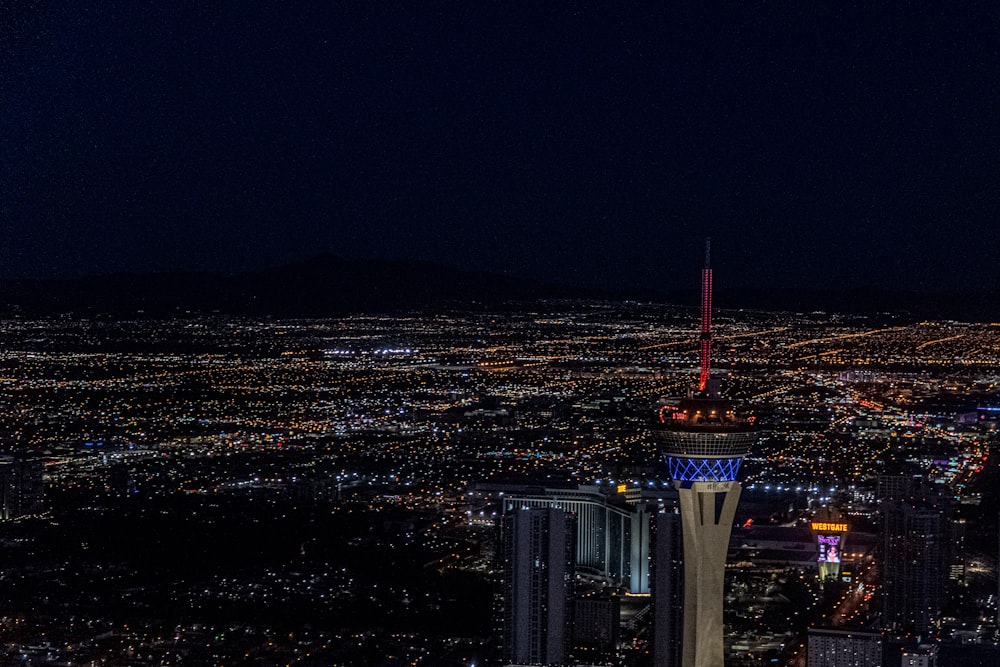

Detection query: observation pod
(656, 395), (757, 486)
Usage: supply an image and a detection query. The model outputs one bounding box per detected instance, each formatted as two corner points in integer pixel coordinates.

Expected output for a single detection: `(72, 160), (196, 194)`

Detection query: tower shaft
(677, 481), (742, 667)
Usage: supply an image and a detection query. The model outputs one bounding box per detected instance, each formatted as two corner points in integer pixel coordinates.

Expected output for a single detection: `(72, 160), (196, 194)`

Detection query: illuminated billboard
(817, 535), (841, 564)
(811, 522), (848, 533)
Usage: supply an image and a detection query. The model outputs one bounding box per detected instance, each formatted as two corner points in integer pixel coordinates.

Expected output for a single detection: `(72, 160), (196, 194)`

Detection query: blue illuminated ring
(664, 455), (743, 482)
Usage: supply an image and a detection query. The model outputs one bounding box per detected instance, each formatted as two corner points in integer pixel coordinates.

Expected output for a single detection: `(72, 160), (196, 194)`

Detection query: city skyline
(0, 297), (997, 663)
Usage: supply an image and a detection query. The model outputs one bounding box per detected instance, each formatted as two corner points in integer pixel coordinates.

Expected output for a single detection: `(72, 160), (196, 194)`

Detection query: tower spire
(698, 237), (712, 393)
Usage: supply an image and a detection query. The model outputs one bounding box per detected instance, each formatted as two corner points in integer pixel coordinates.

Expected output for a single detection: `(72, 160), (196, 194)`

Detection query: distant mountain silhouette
(0, 256), (614, 317)
(1, 256), (997, 321)
(712, 286), (1000, 323)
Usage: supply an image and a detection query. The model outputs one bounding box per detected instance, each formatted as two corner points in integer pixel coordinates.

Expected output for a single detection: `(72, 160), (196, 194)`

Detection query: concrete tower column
(677, 481), (742, 667)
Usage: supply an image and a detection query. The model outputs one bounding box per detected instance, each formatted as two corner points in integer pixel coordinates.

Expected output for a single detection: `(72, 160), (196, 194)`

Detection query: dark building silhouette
(651, 509), (683, 667)
(109, 465), (136, 497)
(289, 477), (339, 505)
(0, 457), (44, 520)
(572, 594), (619, 655)
(879, 483), (951, 634)
(807, 627), (883, 667)
(498, 506), (575, 665)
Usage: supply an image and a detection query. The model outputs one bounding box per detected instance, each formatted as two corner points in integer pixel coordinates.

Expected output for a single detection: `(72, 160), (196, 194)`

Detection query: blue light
(665, 455), (743, 483)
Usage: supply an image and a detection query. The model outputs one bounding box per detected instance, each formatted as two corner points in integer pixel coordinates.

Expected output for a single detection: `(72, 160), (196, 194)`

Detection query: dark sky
(4, 2), (999, 292)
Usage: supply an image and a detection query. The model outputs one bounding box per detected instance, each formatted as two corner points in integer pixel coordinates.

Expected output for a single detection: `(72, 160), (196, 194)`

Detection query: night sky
(4, 2), (999, 292)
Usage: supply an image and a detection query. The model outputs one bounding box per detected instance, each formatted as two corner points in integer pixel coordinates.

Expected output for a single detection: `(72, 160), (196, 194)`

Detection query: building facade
(807, 627), (883, 667)
(652, 509), (683, 667)
(498, 506), (576, 665)
(880, 492), (950, 633)
(503, 485), (650, 594)
(0, 457), (45, 520)
(573, 594), (620, 654)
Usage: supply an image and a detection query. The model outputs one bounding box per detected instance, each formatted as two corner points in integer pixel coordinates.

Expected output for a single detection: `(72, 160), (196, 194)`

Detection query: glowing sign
(617, 484), (628, 494)
(811, 522), (848, 533)
(658, 405), (685, 423)
(817, 535), (841, 563)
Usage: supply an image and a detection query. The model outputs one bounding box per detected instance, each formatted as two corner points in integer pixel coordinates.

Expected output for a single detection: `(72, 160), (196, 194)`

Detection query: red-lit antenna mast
(698, 238), (712, 393)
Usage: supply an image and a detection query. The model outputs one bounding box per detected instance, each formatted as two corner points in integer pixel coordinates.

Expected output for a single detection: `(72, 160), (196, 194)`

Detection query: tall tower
(498, 506), (576, 665)
(652, 509), (683, 667)
(653, 240), (758, 667)
(880, 494), (950, 633)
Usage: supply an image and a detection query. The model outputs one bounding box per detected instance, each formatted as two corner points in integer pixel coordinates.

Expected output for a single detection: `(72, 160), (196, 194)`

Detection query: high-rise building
(807, 627), (883, 667)
(573, 594), (620, 654)
(502, 484), (650, 593)
(652, 240), (759, 667)
(880, 493), (950, 634)
(898, 643), (938, 667)
(0, 456), (45, 520)
(651, 509), (683, 667)
(497, 506), (576, 666)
